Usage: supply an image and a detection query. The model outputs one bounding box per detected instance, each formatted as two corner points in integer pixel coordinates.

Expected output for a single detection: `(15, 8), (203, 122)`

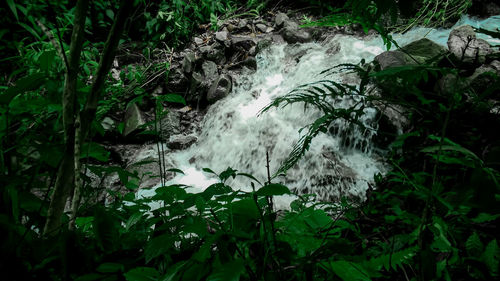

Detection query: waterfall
(137, 15), (500, 208)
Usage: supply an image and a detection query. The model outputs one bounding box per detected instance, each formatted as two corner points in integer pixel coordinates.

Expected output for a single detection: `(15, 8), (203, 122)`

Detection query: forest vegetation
(1, 0), (499, 280)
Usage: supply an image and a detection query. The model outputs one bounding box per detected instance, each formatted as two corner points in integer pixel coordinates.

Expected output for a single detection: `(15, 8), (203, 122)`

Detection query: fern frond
(365, 246), (417, 272)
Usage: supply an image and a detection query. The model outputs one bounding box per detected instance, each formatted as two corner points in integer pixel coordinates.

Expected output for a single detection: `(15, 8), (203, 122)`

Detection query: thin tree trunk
(43, 0), (89, 237)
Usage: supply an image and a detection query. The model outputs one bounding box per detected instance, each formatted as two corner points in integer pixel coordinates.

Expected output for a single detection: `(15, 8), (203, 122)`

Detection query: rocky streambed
(90, 11), (500, 206)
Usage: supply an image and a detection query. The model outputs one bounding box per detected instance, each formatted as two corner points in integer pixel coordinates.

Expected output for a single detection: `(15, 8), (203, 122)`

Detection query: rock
(374, 38), (447, 70)
(194, 37), (204, 45)
(215, 30), (229, 41)
(242, 57), (257, 70)
(238, 19), (248, 29)
(101, 117), (116, 131)
(231, 35), (256, 50)
(123, 103), (146, 137)
(467, 64), (499, 94)
(448, 25), (493, 64)
(200, 42), (225, 62)
(167, 134), (198, 150)
(160, 110), (181, 140)
(256, 23), (267, 33)
(435, 73), (467, 96)
(256, 38), (272, 54)
(281, 21), (312, 43)
(202, 60), (218, 82)
(491, 60), (500, 71)
(248, 46), (257, 56)
(207, 74), (232, 103)
(226, 23), (236, 32)
(275, 12), (289, 27)
(182, 52), (196, 74)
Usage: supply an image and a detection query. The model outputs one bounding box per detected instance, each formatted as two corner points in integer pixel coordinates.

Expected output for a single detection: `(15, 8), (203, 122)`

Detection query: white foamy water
(137, 15), (500, 208)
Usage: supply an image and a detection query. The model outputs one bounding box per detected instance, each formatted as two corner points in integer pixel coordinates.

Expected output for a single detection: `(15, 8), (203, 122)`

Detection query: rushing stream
(137, 15), (500, 208)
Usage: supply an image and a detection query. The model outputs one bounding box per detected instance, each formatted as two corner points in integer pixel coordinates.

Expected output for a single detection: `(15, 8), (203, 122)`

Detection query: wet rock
(242, 57), (257, 70)
(435, 73), (466, 96)
(374, 38), (447, 70)
(167, 134), (198, 150)
(448, 25), (493, 65)
(123, 103), (146, 137)
(182, 52), (196, 74)
(166, 67), (188, 93)
(238, 19), (248, 29)
(200, 42), (225, 62)
(207, 74), (232, 103)
(282, 21), (312, 43)
(256, 38), (272, 54)
(101, 117), (116, 131)
(202, 60), (219, 83)
(275, 12), (289, 27)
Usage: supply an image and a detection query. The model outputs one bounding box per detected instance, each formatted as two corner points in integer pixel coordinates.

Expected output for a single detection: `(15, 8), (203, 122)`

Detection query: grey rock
(490, 60), (500, 71)
(202, 60), (218, 82)
(215, 30), (229, 42)
(242, 57), (257, 70)
(123, 103), (146, 136)
(435, 73), (466, 96)
(101, 117), (116, 131)
(238, 19), (248, 29)
(231, 35), (256, 49)
(194, 37), (204, 45)
(256, 23), (267, 33)
(467, 64), (499, 94)
(182, 52), (196, 74)
(248, 46), (257, 56)
(207, 74), (232, 103)
(226, 23), (236, 32)
(160, 110), (181, 140)
(448, 25), (493, 64)
(275, 12), (289, 27)
(282, 21), (312, 43)
(167, 134), (198, 150)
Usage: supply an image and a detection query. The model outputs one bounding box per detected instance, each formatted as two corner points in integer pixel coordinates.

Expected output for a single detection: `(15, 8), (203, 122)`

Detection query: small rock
(167, 134), (198, 150)
(227, 23), (236, 32)
(256, 23), (267, 33)
(275, 12), (289, 27)
(177, 106), (192, 113)
(256, 39), (272, 54)
(231, 36), (256, 49)
(160, 110), (181, 140)
(207, 74), (232, 103)
(238, 19), (248, 29)
(194, 37), (204, 45)
(215, 30), (229, 41)
(467, 64), (499, 94)
(242, 57), (257, 70)
(101, 117), (116, 131)
(202, 60), (219, 82)
(282, 21), (312, 43)
(249, 46), (257, 56)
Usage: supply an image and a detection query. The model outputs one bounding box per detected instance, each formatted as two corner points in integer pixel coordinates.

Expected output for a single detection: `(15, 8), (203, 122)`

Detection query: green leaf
(255, 183), (290, 196)
(167, 168), (184, 174)
(421, 145), (481, 162)
(202, 167), (217, 175)
(157, 94), (186, 105)
(6, 0), (18, 21)
(206, 259), (245, 281)
(327, 260), (371, 281)
(125, 212), (143, 230)
(124, 267), (160, 281)
(105, 9), (115, 20)
(482, 240), (499, 277)
(0, 72), (46, 105)
(38, 50), (56, 72)
(231, 198), (260, 219)
(81, 142), (110, 162)
(471, 213), (500, 223)
(97, 262), (124, 273)
(145, 234), (174, 263)
(219, 167), (237, 182)
(465, 232), (484, 257)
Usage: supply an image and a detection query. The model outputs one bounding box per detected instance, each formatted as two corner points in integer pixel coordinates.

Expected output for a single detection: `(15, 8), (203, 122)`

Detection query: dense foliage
(1, 0), (499, 280)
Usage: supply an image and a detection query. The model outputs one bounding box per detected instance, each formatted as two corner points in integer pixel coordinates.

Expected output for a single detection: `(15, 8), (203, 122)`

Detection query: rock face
(374, 38), (447, 70)
(167, 134), (197, 150)
(207, 74), (232, 104)
(447, 25), (493, 64)
(281, 21), (312, 44)
(123, 103), (146, 137)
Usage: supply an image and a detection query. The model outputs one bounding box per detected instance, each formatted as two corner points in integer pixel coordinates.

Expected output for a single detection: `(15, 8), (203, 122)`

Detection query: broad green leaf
(231, 198), (260, 219)
(105, 9), (115, 20)
(125, 212), (143, 230)
(81, 142), (110, 162)
(0, 72), (46, 105)
(219, 167), (237, 182)
(157, 94), (186, 105)
(97, 262), (124, 273)
(471, 213), (500, 223)
(145, 234), (174, 263)
(255, 183), (290, 196)
(206, 259), (245, 281)
(482, 240), (499, 276)
(124, 267), (160, 281)
(236, 172), (262, 185)
(421, 145), (481, 162)
(202, 183), (232, 200)
(202, 167), (217, 175)
(327, 260), (371, 281)
(167, 168), (184, 174)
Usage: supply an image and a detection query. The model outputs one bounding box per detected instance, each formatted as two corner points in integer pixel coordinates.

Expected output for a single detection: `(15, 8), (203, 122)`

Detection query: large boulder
(167, 134), (198, 150)
(207, 74), (232, 104)
(374, 38), (447, 70)
(447, 25), (493, 65)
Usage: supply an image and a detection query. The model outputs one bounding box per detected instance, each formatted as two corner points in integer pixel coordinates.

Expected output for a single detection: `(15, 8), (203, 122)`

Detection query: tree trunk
(43, 0), (89, 237)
